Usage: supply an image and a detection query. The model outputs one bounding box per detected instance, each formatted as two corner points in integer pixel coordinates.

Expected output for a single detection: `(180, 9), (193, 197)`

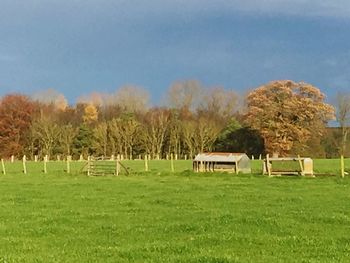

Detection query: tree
(31, 117), (61, 158)
(167, 80), (202, 111)
(245, 80), (335, 156)
(0, 94), (35, 157)
(182, 119), (197, 158)
(72, 125), (94, 157)
(166, 110), (183, 156)
(93, 122), (109, 156)
(108, 118), (124, 156)
(32, 88), (68, 111)
(140, 108), (170, 158)
(199, 87), (239, 120)
(336, 92), (350, 156)
(194, 115), (223, 153)
(83, 104), (98, 124)
(113, 85), (149, 113)
(118, 115), (140, 159)
(59, 124), (79, 156)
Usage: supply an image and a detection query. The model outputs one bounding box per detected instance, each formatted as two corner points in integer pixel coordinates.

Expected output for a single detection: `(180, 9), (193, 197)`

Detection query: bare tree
(167, 80), (203, 111)
(167, 111), (183, 156)
(194, 116), (223, 153)
(336, 92), (350, 156)
(59, 124), (78, 156)
(199, 87), (239, 120)
(108, 118), (123, 156)
(31, 117), (61, 158)
(182, 119), (197, 158)
(140, 108), (170, 158)
(113, 85), (149, 113)
(93, 122), (109, 156)
(32, 88), (68, 111)
(118, 116), (140, 159)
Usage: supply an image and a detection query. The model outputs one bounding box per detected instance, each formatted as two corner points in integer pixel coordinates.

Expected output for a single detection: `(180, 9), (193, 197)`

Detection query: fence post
(341, 155), (345, 178)
(1, 159), (6, 175)
(34, 155), (38, 162)
(144, 155), (149, 172)
(171, 153), (174, 172)
(22, 155), (27, 174)
(44, 155), (48, 174)
(298, 155), (305, 176)
(87, 156), (91, 176)
(116, 156), (120, 176)
(11, 155), (14, 163)
(67, 155), (71, 174)
(266, 154), (271, 177)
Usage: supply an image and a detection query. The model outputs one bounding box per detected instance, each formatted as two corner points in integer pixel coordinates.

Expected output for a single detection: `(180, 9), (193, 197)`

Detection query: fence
(0, 154), (192, 175)
(0, 155), (349, 176)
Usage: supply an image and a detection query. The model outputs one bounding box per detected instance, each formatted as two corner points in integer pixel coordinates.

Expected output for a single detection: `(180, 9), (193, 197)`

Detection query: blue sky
(0, 0), (350, 104)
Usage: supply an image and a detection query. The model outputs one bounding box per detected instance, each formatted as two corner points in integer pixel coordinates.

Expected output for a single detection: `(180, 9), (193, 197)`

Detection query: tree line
(0, 80), (349, 160)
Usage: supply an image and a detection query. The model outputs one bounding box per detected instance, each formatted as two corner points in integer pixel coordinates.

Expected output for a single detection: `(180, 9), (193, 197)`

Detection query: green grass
(0, 171), (349, 262)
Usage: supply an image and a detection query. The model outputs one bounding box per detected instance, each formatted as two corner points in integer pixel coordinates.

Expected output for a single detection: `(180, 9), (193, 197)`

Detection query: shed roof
(194, 152), (248, 162)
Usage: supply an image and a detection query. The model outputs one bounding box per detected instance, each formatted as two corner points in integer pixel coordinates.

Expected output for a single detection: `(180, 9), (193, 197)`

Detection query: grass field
(0, 160), (350, 262)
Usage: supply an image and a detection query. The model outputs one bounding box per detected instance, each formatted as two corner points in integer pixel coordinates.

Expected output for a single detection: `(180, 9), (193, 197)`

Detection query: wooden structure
(193, 152), (251, 174)
(263, 155), (314, 176)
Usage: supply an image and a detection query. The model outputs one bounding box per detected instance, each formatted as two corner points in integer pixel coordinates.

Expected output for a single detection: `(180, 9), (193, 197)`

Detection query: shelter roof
(194, 152), (247, 162)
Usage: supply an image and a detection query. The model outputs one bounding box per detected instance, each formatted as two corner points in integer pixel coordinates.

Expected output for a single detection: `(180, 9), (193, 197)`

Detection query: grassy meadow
(0, 159), (349, 262)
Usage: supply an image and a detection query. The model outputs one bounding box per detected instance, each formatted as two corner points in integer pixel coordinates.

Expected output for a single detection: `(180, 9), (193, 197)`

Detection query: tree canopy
(245, 80), (335, 156)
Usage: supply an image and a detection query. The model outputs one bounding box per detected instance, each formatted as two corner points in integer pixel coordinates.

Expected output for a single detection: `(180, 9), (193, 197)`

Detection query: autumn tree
(245, 80), (335, 156)
(82, 103), (98, 124)
(0, 94), (35, 157)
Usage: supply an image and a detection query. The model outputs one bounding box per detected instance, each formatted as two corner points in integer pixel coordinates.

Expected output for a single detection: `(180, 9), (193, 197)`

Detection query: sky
(0, 0), (350, 104)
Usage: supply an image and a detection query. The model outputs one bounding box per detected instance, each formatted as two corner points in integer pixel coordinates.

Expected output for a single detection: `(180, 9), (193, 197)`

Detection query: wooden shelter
(263, 155), (314, 176)
(193, 152), (251, 174)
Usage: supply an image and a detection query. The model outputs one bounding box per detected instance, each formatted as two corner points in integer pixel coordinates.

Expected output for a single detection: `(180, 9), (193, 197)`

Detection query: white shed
(193, 152), (251, 174)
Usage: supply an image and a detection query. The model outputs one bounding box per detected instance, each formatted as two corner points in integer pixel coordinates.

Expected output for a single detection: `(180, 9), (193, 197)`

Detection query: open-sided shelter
(193, 152), (251, 174)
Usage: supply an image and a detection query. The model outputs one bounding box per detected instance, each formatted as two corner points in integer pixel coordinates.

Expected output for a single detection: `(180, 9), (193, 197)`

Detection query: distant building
(193, 152), (251, 174)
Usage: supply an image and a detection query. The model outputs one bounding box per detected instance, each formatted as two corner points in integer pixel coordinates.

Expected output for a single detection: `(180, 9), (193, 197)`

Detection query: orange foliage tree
(245, 80), (335, 156)
(0, 94), (35, 157)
